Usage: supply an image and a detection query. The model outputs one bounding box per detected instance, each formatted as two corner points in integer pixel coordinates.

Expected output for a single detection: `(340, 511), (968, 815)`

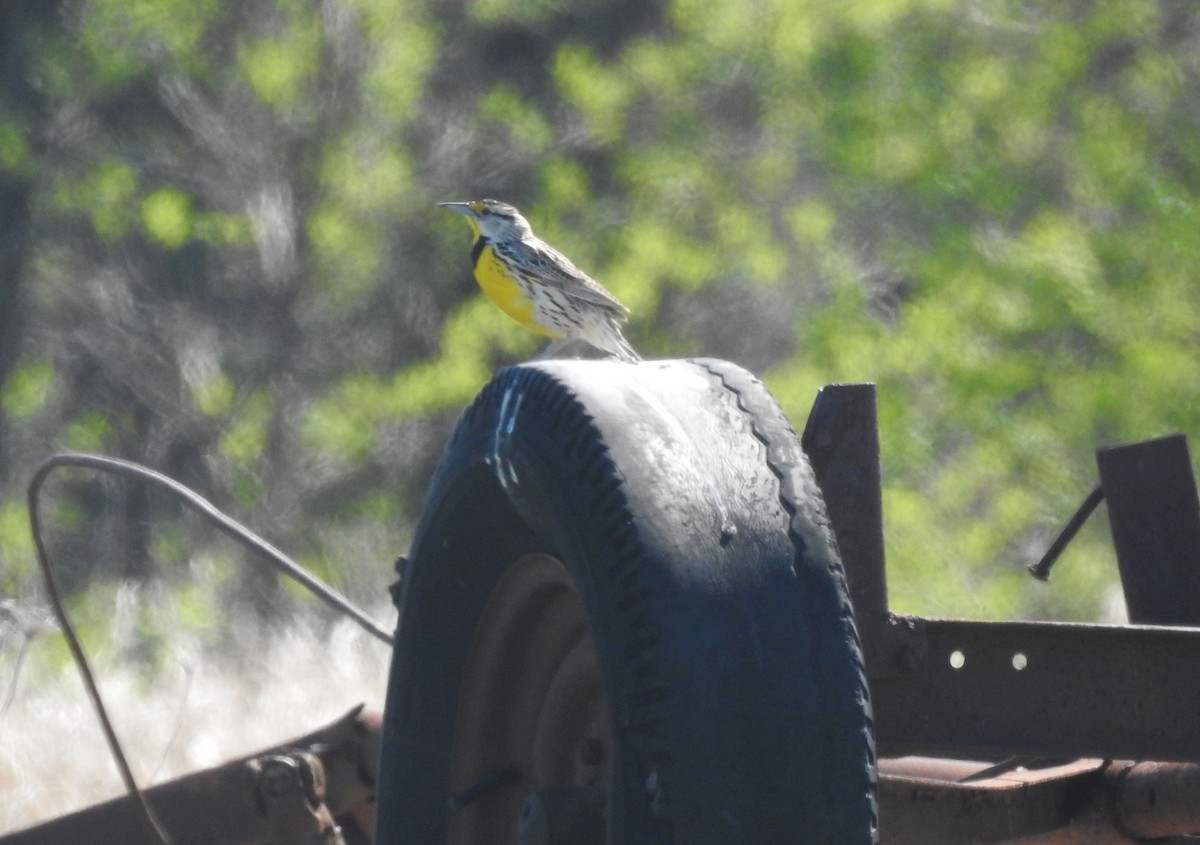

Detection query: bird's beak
(437, 201), (473, 217)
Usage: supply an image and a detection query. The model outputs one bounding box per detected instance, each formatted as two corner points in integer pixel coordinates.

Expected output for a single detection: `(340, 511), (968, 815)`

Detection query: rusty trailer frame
(3, 381), (1200, 844)
(804, 383), (1200, 843)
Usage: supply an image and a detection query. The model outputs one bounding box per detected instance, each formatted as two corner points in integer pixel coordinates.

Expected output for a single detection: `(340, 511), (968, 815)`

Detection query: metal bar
(0, 707), (379, 845)
(1026, 486), (1104, 582)
(872, 618), (1200, 763)
(879, 756), (1200, 844)
(877, 757), (1107, 845)
(1096, 434), (1200, 626)
(1115, 761), (1200, 839)
(801, 383), (892, 675)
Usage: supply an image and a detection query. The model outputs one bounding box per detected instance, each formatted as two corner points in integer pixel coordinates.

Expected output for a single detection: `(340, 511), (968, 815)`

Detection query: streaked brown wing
(509, 237), (630, 317)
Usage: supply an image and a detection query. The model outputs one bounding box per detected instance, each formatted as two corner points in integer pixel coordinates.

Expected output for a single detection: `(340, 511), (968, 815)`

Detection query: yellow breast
(474, 243), (561, 338)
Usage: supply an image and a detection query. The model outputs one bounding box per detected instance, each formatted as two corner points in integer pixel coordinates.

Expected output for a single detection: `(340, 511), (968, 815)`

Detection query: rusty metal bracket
(252, 752), (344, 844)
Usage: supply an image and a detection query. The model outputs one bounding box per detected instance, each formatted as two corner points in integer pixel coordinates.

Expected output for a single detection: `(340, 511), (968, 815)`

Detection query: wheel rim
(448, 553), (609, 844)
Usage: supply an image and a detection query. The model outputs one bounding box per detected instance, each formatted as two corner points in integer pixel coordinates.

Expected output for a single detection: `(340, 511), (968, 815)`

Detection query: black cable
(28, 452), (396, 844)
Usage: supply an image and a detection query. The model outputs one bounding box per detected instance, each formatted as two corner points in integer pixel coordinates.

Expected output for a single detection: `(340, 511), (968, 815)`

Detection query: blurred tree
(0, 0), (1197, 663)
(0, 1), (57, 446)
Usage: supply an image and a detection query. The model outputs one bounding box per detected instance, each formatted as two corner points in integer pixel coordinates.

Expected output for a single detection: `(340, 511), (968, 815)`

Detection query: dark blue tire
(375, 359), (877, 845)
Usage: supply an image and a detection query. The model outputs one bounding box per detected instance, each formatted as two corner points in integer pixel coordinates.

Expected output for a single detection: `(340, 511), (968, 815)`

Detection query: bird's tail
(606, 323), (642, 363)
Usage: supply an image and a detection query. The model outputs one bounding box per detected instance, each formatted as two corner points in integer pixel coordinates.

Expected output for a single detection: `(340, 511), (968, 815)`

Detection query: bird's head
(438, 198), (533, 241)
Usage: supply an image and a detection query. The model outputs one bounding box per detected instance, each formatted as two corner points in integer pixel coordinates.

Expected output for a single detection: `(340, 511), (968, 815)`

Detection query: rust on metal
(865, 434), (1200, 764)
(252, 752), (345, 845)
(0, 706), (379, 845)
(1114, 760), (1200, 840)
(804, 387), (1200, 763)
(880, 756), (1200, 844)
(878, 757), (1106, 845)
(8, 390), (1200, 845)
(803, 386), (1200, 840)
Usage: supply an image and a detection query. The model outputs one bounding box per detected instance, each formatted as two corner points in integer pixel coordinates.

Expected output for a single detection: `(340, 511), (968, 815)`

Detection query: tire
(374, 359), (878, 845)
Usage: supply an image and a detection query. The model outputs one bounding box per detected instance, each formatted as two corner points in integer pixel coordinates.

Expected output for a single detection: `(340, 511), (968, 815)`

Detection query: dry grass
(0, 607), (394, 834)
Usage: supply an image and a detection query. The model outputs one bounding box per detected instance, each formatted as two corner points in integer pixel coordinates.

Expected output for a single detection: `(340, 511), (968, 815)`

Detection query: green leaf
(141, 187), (193, 248)
(2, 362), (55, 419)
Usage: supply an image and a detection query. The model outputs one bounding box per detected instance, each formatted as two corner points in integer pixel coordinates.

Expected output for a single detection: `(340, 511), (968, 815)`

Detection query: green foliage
(0, 501), (35, 593)
(219, 390), (273, 463)
(193, 210), (253, 245)
(553, 44), (634, 143)
(470, 0), (568, 25)
(172, 576), (224, 637)
(353, 0), (439, 122)
(192, 370), (235, 417)
(64, 412), (113, 452)
(238, 19), (322, 108)
(77, 0), (223, 82)
(481, 86), (553, 153)
(2, 361), (55, 419)
(306, 202), (383, 299)
(302, 296), (532, 460)
(141, 187), (193, 248)
(55, 159), (139, 240)
(0, 121), (30, 172)
(3, 0), (1199, 646)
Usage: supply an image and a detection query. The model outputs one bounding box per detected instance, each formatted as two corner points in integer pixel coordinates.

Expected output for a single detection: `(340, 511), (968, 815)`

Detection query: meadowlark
(439, 198), (641, 362)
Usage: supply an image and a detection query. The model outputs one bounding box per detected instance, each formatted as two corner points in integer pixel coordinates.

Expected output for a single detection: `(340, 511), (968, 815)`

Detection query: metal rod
(25, 453), (397, 845)
(28, 458), (173, 845)
(29, 453), (395, 645)
(1027, 485), (1104, 581)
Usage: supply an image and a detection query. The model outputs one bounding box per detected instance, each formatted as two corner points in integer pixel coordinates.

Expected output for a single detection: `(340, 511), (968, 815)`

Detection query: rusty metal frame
(802, 383), (1200, 842)
(879, 756), (1200, 844)
(0, 706), (380, 845)
(7, 383), (1199, 845)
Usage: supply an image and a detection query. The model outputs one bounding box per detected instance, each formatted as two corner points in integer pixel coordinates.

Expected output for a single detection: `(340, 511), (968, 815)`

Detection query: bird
(438, 198), (641, 363)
